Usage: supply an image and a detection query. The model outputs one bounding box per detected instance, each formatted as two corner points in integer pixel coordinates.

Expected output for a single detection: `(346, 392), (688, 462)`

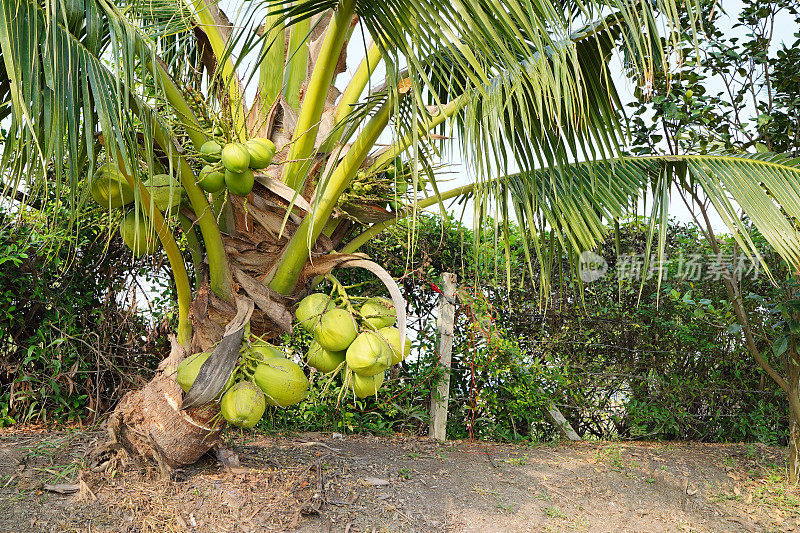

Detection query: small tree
(627, 1), (800, 481)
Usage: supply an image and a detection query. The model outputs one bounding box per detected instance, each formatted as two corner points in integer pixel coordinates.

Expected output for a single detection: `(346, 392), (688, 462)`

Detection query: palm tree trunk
(107, 337), (224, 469)
(103, 168), (354, 469)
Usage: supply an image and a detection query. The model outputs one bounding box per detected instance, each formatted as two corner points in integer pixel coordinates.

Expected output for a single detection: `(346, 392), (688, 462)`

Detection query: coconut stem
(258, 7), (286, 112)
(188, 0), (247, 139)
(283, 15), (310, 112)
(116, 159), (193, 347)
(178, 213), (203, 293)
(320, 41), (383, 152)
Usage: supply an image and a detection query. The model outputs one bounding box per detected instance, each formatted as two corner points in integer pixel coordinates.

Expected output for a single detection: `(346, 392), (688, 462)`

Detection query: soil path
(0, 428), (796, 532)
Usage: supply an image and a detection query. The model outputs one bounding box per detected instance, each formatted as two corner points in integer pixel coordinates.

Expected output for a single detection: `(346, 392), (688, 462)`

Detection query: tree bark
(429, 273), (457, 441)
(789, 391), (800, 484)
(107, 337), (224, 471)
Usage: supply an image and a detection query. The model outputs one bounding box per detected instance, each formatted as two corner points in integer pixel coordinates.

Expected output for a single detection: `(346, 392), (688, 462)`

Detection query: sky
(430, 1), (798, 233)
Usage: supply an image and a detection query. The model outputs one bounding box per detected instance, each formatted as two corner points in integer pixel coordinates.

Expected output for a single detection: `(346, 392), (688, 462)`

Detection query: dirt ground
(0, 428), (797, 532)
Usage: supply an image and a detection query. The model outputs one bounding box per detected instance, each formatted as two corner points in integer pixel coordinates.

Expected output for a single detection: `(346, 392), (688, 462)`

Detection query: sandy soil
(0, 428), (796, 532)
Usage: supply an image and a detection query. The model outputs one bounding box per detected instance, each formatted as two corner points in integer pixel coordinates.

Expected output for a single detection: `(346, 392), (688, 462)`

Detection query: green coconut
(352, 371), (385, 399)
(175, 352), (235, 394)
(314, 309), (358, 352)
(145, 174), (183, 217)
(306, 341), (345, 374)
(198, 165), (226, 193)
(176, 352), (209, 392)
(253, 358), (309, 407)
(295, 293), (336, 332)
(360, 297), (397, 329)
(250, 340), (287, 362)
(377, 326), (411, 365)
(220, 381), (266, 428)
(245, 138), (277, 169)
(225, 168), (255, 196)
(90, 164), (135, 209)
(345, 331), (391, 377)
(119, 211), (159, 256)
(221, 142), (251, 173)
(200, 140), (222, 162)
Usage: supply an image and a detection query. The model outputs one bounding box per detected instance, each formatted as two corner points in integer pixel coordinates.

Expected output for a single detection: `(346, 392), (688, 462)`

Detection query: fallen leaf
(364, 477), (390, 486)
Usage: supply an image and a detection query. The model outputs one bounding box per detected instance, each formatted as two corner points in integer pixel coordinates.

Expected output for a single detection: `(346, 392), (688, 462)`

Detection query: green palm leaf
(0, 0), (203, 219)
(488, 153), (800, 282)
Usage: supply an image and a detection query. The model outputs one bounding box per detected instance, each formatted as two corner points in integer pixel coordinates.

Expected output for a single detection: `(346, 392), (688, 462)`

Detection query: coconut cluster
(339, 158), (429, 214)
(198, 137), (276, 197)
(174, 337), (310, 429)
(171, 289), (409, 429)
(89, 164), (185, 257)
(295, 292), (410, 399)
(89, 129), (276, 258)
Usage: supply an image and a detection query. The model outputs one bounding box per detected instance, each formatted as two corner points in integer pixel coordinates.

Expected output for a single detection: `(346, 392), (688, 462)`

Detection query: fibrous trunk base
(107, 338), (222, 470)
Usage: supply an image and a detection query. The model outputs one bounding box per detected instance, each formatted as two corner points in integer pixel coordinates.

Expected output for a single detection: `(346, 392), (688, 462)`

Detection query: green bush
(261, 214), (787, 446)
(0, 206), (165, 424)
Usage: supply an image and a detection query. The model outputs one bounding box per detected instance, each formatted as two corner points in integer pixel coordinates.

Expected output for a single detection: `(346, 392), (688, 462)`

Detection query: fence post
(540, 393), (581, 441)
(429, 272), (457, 441)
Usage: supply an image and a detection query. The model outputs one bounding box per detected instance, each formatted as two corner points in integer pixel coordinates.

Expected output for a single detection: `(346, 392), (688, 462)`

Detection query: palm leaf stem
(321, 41), (382, 151)
(284, 15), (310, 111)
(141, 52), (207, 150)
(186, 0), (247, 138)
(258, 8), (287, 112)
(269, 96), (393, 293)
(117, 155), (193, 346)
(283, 0), (356, 190)
(179, 212), (204, 293)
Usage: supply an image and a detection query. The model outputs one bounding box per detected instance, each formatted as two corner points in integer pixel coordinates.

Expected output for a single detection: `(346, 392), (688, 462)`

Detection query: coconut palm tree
(3, 0), (800, 473)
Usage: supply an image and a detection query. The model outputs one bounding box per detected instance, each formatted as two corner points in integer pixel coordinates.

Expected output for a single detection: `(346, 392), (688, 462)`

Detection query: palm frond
(482, 153), (800, 287)
(0, 0), (203, 223)
(232, 0), (696, 155)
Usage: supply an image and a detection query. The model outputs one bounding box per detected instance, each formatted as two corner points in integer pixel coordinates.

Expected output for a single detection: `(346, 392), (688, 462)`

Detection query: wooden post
(429, 273), (457, 441)
(540, 392), (581, 441)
